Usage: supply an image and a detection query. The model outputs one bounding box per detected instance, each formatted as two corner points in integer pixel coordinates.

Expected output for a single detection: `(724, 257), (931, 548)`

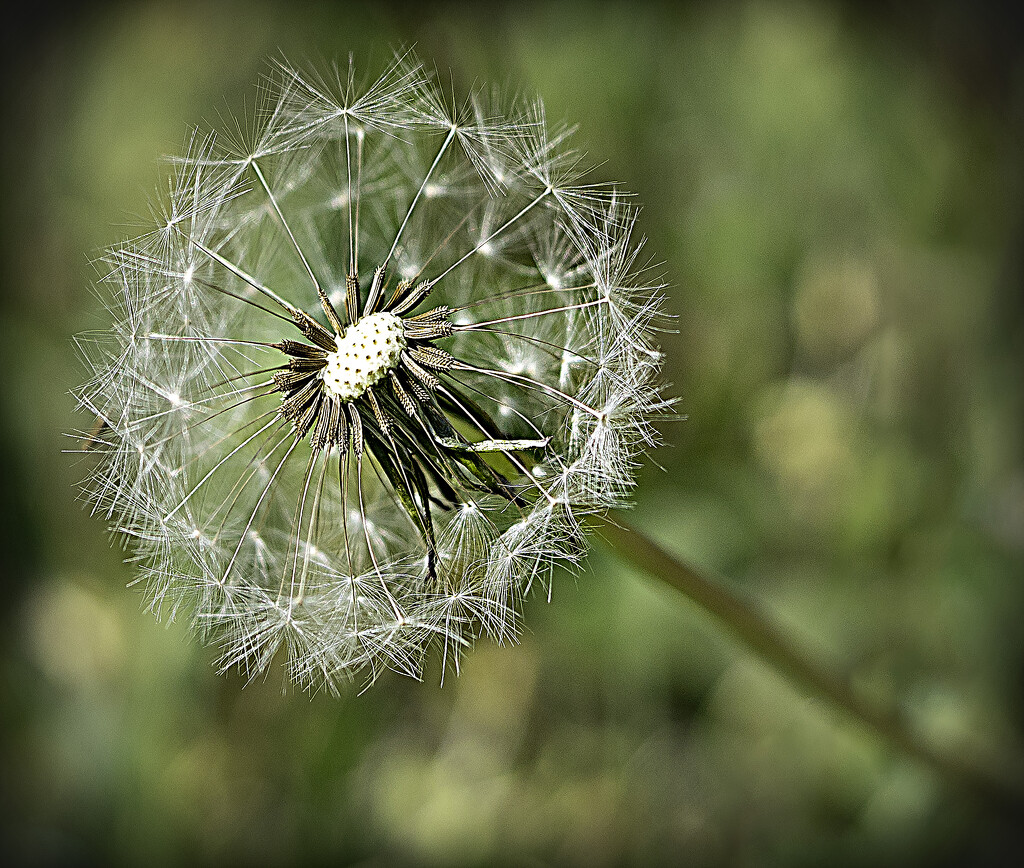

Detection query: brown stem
(596, 515), (1024, 816)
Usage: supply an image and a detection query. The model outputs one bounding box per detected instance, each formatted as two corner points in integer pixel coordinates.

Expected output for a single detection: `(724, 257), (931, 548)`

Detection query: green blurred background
(2, 1), (1022, 864)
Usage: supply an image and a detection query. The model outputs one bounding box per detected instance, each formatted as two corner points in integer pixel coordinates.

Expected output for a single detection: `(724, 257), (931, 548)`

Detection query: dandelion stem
(251, 159), (344, 333)
(431, 188), (549, 285)
(385, 127), (456, 268)
(343, 112), (356, 276)
(454, 298), (604, 330)
(597, 516), (1024, 817)
(174, 229), (299, 317)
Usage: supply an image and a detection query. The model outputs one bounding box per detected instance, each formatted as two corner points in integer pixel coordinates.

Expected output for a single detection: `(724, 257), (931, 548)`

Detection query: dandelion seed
(74, 52), (668, 691)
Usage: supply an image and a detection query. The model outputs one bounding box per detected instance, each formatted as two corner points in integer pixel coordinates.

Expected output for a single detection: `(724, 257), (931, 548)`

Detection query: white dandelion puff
(73, 52), (669, 691)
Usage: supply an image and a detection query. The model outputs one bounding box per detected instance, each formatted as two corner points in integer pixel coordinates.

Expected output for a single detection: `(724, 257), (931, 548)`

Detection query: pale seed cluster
(322, 312), (406, 402)
(74, 53), (669, 690)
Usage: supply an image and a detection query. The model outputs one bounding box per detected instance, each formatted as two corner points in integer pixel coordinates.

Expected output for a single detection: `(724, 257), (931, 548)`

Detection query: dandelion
(74, 52), (668, 690)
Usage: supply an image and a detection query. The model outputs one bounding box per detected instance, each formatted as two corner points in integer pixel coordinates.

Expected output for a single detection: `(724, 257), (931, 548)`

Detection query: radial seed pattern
(75, 53), (668, 690)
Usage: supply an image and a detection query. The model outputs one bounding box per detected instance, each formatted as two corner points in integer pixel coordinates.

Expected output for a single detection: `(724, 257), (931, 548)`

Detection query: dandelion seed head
(74, 51), (668, 690)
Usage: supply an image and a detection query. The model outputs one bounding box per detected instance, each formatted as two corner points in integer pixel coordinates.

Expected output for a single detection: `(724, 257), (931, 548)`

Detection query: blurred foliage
(1, 1), (1022, 865)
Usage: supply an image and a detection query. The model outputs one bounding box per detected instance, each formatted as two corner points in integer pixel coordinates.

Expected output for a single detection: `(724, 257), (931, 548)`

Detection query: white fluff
(74, 51), (670, 692)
